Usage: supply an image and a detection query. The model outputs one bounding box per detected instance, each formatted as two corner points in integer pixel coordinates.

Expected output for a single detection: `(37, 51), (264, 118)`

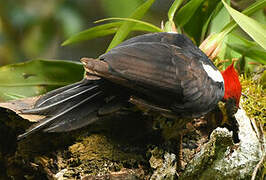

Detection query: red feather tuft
(221, 63), (242, 107)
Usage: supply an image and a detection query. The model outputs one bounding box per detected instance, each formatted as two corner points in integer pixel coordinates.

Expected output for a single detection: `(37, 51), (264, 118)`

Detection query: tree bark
(0, 99), (264, 179)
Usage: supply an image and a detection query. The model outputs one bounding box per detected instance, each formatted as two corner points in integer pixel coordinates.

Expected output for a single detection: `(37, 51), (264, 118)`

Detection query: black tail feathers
(18, 79), (126, 140)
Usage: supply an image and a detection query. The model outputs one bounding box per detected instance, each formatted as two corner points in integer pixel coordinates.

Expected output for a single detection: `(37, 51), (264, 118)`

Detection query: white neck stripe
(201, 63), (224, 83)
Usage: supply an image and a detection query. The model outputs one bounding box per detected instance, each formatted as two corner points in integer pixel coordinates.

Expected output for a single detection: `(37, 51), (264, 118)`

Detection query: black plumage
(18, 32), (224, 139)
(99, 32), (224, 117)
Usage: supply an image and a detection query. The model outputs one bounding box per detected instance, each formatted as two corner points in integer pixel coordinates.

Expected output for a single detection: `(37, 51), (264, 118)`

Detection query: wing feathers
(103, 42), (186, 93)
(35, 81), (84, 108)
(98, 33), (224, 117)
(21, 84), (99, 115)
(17, 90), (103, 140)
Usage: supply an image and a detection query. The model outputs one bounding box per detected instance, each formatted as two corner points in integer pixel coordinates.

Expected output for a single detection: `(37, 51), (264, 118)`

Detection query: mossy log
(0, 97), (264, 179)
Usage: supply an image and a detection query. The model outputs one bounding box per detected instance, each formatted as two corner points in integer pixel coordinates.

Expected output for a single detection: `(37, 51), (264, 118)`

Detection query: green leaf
(201, 0), (266, 61)
(163, 21), (176, 33)
(168, 0), (183, 22)
(175, 0), (205, 27)
(207, 0), (231, 60)
(227, 44), (266, 65)
(62, 20), (160, 46)
(62, 22), (121, 46)
(95, 18), (162, 33)
(56, 6), (84, 38)
(200, 1), (223, 41)
(106, 0), (155, 52)
(209, 4), (231, 34)
(0, 60), (84, 102)
(222, 0), (266, 35)
(222, 0), (266, 49)
(182, 0), (220, 44)
(101, 0), (142, 18)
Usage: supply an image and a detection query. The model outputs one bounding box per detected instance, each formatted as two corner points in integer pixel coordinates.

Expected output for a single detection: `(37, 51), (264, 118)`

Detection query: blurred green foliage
(0, 1), (264, 176)
(62, 0), (265, 71)
(0, 0), (83, 65)
(0, 0), (265, 101)
(0, 0), (162, 65)
(0, 60), (83, 101)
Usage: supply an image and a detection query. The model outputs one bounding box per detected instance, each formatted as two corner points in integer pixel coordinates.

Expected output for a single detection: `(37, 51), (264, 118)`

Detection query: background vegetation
(0, 0), (265, 127)
(0, 0), (264, 65)
(0, 0), (170, 65)
(0, 0), (265, 108)
(0, 0), (265, 178)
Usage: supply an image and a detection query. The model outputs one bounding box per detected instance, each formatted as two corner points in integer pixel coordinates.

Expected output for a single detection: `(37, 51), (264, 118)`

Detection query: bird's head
(221, 62), (242, 107)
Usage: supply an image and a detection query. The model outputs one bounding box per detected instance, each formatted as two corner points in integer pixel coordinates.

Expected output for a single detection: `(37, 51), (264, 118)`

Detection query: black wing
(99, 33), (224, 117)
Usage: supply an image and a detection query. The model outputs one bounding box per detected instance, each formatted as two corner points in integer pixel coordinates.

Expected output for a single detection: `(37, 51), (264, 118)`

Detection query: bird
(17, 32), (242, 140)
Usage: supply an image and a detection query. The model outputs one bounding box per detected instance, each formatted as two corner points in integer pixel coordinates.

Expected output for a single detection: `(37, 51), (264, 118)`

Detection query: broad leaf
(201, 0), (266, 61)
(101, 0), (142, 18)
(209, 4), (231, 34)
(226, 35), (266, 65)
(222, 0), (266, 35)
(228, 44), (266, 65)
(106, 0), (155, 52)
(62, 22), (120, 46)
(180, 0), (220, 43)
(0, 60), (84, 101)
(222, 0), (266, 49)
(201, 2), (223, 41)
(168, 0), (183, 22)
(95, 18), (162, 33)
(208, 0), (231, 60)
(164, 0), (183, 33)
(62, 21), (160, 46)
(175, 0), (205, 27)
